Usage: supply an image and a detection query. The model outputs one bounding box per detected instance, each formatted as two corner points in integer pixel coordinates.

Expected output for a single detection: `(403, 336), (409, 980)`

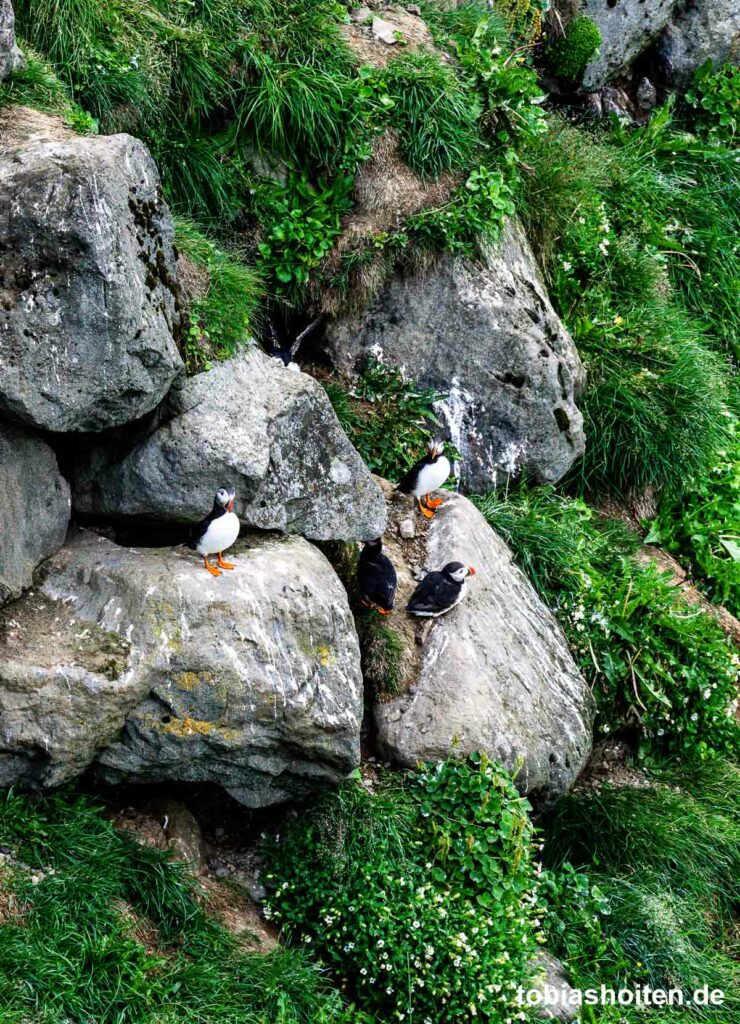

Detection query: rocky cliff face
(324, 220), (585, 491)
(0, 0), (23, 81)
(0, 132), (183, 432)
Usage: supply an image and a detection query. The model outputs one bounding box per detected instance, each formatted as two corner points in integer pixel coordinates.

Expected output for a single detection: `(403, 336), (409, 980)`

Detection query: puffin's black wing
(396, 456), (426, 494)
(187, 504), (221, 549)
(406, 570), (460, 614)
(358, 551), (397, 610)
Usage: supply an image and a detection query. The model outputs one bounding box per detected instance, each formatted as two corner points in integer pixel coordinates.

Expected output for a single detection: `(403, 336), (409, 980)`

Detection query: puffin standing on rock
(396, 441), (451, 518)
(406, 562), (476, 617)
(357, 538), (397, 615)
(189, 487), (240, 576)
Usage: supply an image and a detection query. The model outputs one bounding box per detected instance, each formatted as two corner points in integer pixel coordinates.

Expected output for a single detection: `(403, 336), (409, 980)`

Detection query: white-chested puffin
(189, 487), (240, 576)
(406, 561), (476, 617)
(396, 440), (451, 518)
(357, 538), (397, 615)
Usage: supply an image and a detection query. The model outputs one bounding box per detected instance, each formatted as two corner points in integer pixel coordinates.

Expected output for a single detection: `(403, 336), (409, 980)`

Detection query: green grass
(357, 618), (406, 699)
(0, 47), (97, 132)
(0, 790), (366, 1024)
(174, 219), (263, 371)
(540, 762), (740, 1022)
(476, 486), (740, 760)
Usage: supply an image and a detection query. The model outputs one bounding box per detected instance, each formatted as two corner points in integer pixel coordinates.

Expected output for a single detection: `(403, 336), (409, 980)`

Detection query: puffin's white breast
(413, 456), (451, 496)
(197, 512), (240, 555)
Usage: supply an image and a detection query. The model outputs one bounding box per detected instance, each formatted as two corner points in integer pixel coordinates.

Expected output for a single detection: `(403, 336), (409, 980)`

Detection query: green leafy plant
(408, 164), (515, 254)
(477, 487), (740, 760)
(646, 421), (740, 616)
(547, 16), (602, 83)
(323, 360), (449, 481)
(686, 59), (740, 144)
(266, 755), (543, 1024)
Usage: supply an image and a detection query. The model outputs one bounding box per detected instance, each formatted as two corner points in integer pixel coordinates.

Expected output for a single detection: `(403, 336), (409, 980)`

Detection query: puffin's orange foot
(217, 553), (235, 569)
(425, 494), (444, 508)
(203, 556), (221, 577)
(417, 499), (435, 519)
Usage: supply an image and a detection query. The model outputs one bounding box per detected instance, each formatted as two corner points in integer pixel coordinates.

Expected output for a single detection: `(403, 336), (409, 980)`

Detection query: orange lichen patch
(173, 670), (214, 692)
(160, 715), (217, 738)
(197, 877), (278, 953)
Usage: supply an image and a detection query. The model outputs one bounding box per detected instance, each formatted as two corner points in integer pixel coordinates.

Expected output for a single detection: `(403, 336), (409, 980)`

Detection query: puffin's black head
(443, 561), (476, 583)
(427, 439), (445, 462)
(215, 487), (236, 513)
(364, 538), (383, 552)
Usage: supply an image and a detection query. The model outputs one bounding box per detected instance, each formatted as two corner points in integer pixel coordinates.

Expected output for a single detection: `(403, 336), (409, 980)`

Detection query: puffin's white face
(445, 562), (476, 584)
(429, 440), (445, 460)
(215, 487), (236, 512)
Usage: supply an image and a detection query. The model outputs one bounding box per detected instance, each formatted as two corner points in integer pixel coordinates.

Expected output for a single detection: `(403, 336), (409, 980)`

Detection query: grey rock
(0, 133), (183, 432)
(323, 219), (585, 491)
(375, 492), (594, 801)
(636, 76), (658, 109)
(654, 0), (740, 88)
(0, 530), (362, 805)
(72, 347), (387, 542)
(580, 0), (677, 90)
(600, 84), (634, 118)
(372, 15), (401, 43)
(531, 952), (579, 1020)
(398, 518), (416, 540)
(0, 422), (70, 605)
(145, 798), (207, 873)
(349, 5), (373, 23)
(0, 0), (23, 81)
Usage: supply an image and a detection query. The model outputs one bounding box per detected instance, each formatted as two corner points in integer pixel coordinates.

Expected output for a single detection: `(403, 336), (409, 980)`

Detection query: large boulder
(0, 132), (183, 432)
(0, 422), (70, 604)
(72, 346), (387, 542)
(0, 530), (362, 805)
(653, 0), (740, 88)
(579, 0), (678, 90)
(0, 0), (23, 81)
(323, 219), (585, 491)
(374, 486), (594, 801)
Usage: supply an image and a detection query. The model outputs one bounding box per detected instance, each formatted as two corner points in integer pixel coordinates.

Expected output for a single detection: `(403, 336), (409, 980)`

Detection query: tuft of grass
(0, 790), (366, 1024)
(358, 618), (406, 699)
(541, 766), (740, 1020)
(0, 47), (97, 132)
(174, 219), (263, 371)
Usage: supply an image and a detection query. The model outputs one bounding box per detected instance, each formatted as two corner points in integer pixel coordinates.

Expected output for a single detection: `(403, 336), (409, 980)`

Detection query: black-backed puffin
(188, 487), (240, 576)
(406, 561), (476, 617)
(357, 538), (397, 615)
(396, 440), (451, 518)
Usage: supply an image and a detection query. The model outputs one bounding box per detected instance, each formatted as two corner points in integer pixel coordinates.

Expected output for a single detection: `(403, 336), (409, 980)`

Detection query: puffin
(357, 538), (397, 615)
(396, 440), (451, 518)
(189, 487), (240, 576)
(406, 561), (476, 617)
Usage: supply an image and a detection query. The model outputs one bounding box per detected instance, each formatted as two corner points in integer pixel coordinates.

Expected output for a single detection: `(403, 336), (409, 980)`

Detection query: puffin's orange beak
(228, 497), (235, 513)
(468, 566), (476, 576)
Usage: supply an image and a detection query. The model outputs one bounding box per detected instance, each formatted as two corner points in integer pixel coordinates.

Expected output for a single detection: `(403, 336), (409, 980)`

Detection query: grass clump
(547, 15), (602, 82)
(540, 763), (740, 1021)
(0, 47), (97, 133)
(515, 110), (736, 498)
(476, 486), (740, 760)
(0, 790), (366, 1024)
(174, 219), (262, 371)
(266, 754), (543, 1023)
(358, 617), (406, 699)
(646, 420), (740, 616)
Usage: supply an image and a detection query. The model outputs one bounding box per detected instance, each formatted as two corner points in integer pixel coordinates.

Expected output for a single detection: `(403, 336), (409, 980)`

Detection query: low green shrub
(547, 16), (601, 82)
(266, 755), (543, 1023)
(174, 220), (262, 371)
(686, 59), (740, 144)
(477, 487), (740, 760)
(646, 421), (740, 616)
(323, 360), (447, 481)
(0, 791), (366, 1024)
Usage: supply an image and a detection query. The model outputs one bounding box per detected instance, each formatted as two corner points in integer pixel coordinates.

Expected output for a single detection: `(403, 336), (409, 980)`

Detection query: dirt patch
(0, 590), (131, 679)
(0, 861), (25, 926)
(114, 899), (163, 955)
(574, 738), (653, 793)
(176, 253), (210, 311)
(198, 877), (278, 952)
(0, 106), (75, 152)
(342, 7), (440, 69)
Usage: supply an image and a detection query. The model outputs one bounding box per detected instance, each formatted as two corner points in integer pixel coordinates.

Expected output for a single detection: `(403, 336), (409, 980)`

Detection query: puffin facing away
(357, 538), (397, 615)
(396, 440), (451, 518)
(406, 561), (476, 617)
(189, 487), (240, 576)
